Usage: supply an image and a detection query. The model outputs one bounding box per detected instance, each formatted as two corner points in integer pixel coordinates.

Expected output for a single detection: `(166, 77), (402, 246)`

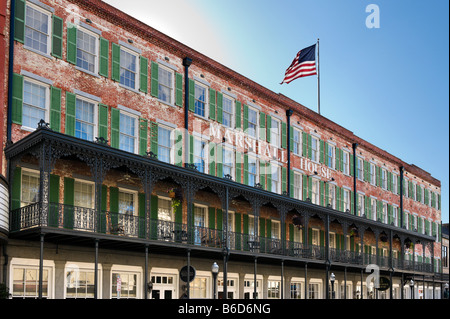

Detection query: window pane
(25, 6), (49, 53)
(77, 30), (97, 73)
(120, 49), (137, 89)
(23, 81), (47, 128)
(75, 99), (95, 141)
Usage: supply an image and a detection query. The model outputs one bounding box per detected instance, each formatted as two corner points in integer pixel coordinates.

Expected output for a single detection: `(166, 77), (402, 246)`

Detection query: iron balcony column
(38, 233), (44, 299)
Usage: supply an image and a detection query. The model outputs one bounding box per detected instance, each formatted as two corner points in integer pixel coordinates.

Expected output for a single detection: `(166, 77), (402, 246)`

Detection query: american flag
(280, 44), (317, 84)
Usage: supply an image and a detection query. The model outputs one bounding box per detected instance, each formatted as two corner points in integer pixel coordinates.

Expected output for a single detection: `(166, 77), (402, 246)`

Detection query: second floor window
(328, 184), (336, 209)
(76, 29), (97, 74)
(311, 179), (319, 205)
(74, 181), (94, 209)
(23, 79), (48, 129)
(75, 98), (95, 141)
(25, 3), (50, 55)
(21, 169), (39, 207)
(119, 113), (137, 154)
(293, 172), (302, 200)
(120, 48), (138, 90)
(119, 190), (135, 215)
(248, 157), (257, 187)
(158, 126), (172, 164)
(223, 148), (234, 178)
(194, 138), (207, 173)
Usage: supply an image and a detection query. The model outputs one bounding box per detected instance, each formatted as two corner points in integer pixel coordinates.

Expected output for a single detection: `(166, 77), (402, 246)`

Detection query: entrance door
(151, 274), (176, 299)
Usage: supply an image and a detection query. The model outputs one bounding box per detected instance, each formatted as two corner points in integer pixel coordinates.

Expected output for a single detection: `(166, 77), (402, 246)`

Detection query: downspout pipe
(7, 0), (16, 144)
(182, 57), (192, 168)
(286, 109), (293, 196)
(352, 143), (358, 215)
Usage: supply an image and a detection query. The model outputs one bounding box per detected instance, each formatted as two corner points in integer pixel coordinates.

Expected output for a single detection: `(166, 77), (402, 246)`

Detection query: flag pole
(317, 38), (321, 115)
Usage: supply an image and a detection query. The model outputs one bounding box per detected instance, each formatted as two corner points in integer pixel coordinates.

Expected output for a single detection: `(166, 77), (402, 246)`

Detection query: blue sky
(104, 0), (449, 223)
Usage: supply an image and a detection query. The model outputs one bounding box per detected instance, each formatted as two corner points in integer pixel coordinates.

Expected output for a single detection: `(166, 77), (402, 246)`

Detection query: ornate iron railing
(9, 202), (435, 273)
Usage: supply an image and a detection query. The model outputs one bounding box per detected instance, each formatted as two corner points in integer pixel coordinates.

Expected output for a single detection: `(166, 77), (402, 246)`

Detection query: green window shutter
(282, 167), (287, 195)
(65, 92), (76, 136)
(109, 187), (119, 213)
(281, 122), (287, 149)
(51, 15), (63, 59)
(217, 209), (223, 230)
(302, 174), (307, 201)
(139, 118), (148, 156)
(235, 101), (242, 129)
(320, 180), (324, 206)
(66, 23), (77, 64)
(101, 185), (107, 212)
(266, 219), (272, 239)
(320, 230), (325, 247)
(259, 160), (266, 189)
(139, 56), (148, 93)
(308, 176), (312, 201)
(111, 43), (121, 82)
(259, 218), (266, 238)
(189, 79), (195, 112)
(189, 134), (194, 164)
(209, 88), (216, 120)
(350, 191), (354, 214)
(243, 104), (249, 132)
(216, 144), (223, 178)
(98, 103), (108, 141)
(150, 121), (158, 156)
(289, 126), (294, 152)
(12, 73), (23, 125)
(150, 61), (159, 97)
(243, 214), (249, 235)
(138, 193), (145, 237)
(266, 163), (272, 191)
(243, 153), (249, 185)
(175, 73), (183, 107)
(50, 86), (61, 132)
(289, 170), (294, 198)
(150, 195), (158, 221)
(325, 182), (329, 207)
(397, 175), (401, 195)
(349, 154), (354, 177)
(99, 37), (109, 77)
(289, 224), (294, 242)
(320, 140), (325, 163)
(49, 174), (60, 227)
(302, 132), (308, 157)
(11, 167), (22, 210)
(260, 113), (266, 141)
(208, 207), (216, 230)
(235, 213), (241, 250)
(174, 130), (183, 167)
(266, 114), (271, 143)
(235, 152), (242, 184)
(217, 92), (223, 124)
(63, 177), (75, 229)
(209, 142), (216, 176)
(110, 108), (120, 148)
(14, 0), (25, 43)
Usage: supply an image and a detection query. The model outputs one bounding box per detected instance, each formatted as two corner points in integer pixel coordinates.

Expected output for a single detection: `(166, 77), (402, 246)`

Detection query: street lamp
(330, 273), (335, 299)
(211, 262), (219, 299)
(409, 279), (414, 299)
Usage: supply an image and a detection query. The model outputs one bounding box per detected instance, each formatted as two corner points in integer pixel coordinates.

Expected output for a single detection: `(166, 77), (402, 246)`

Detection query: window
(343, 151), (350, 175)
(343, 189), (350, 213)
(222, 96), (234, 128)
(381, 169), (387, 190)
(22, 79), (49, 129)
(118, 190), (136, 215)
(412, 183), (417, 201)
(327, 145), (335, 169)
(371, 198), (377, 221)
(271, 220), (281, 240)
(158, 66), (174, 104)
(75, 97), (96, 142)
(370, 163), (376, 185)
(12, 266), (49, 299)
(312, 229), (320, 246)
(194, 138), (207, 173)
(76, 28), (98, 74)
(290, 281), (303, 299)
(247, 107), (258, 139)
(382, 203), (388, 223)
(329, 232), (336, 249)
(358, 194), (364, 217)
(157, 197), (172, 222)
(193, 205), (207, 245)
(328, 184), (336, 209)
(357, 158), (363, 180)
(25, 3), (51, 55)
(393, 207), (398, 226)
(293, 129), (301, 155)
(248, 156), (258, 187)
(112, 272), (138, 299)
(308, 283), (320, 299)
(311, 178), (320, 205)
(151, 273), (176, 299)
(420, 186), (425, 204)
(190, 277), (208, 298)
(404, 179), (409, 197)
(293, 172), (302, 200)
(311, 137), (319, 162)
(119, 112), (137, 154)
(271, 165), (280, 194)
(194, 83), (207, 117)
(271, 118), (280, 148)
(267, 280), (280, 299)
(158, 126), (173, 164)
(392, 174), (398, 195)
(21, 169), (40, 207)
(74, 181), (94, 209)
(222, 148), (234, 179)
(120, 48), (138, 90)
(66, 268), (96, 298)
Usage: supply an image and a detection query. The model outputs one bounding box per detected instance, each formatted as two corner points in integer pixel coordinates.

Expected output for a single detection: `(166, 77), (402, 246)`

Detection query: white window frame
(271, 220), (281, 240)
(20, 167), (40, 208)
(111, 265), (143, 299)
(328, 183), (336, 209)
(22, 77), (50, 131)
(381, 168), (387, 190)
(74, 95), (98, 142)
(358, 193), (364, 217)
(293, 171), (302, 200)
(370, 163), (376, 185)
(24, 1), (52, 56)
(271, 118), (281, 148)
(194, 81), (208, 119)
(371, 198), (377, 221)
(222, 146), (234, 180)
(311, 136), (319, 163)
(343, 151), (350, 175)
(76, 26), (99, 76)
(157, 125), (174, 164)
(327, 144), (335, 169)
(392, 173), (398, 195)
(271, 164), (281, 194)
(247, 106), (259, 140)
(222, 95), (235, 129)
(157, 196), (173, 222)
(311, 228), (320, 246)
(74, 179), (95, 209)
(311, 178), (320, 205)
(119, 110), (139, 154)
(119, 46), (140, 91)
(118, 188), (138, 216)
(158, 64), (175, 105)
(357, 157), (363, 181)
(343, 189), (350, 213)
(64, 262), (102, 299)
(248, 155), (258, 187)
(193, 137), (208, 174)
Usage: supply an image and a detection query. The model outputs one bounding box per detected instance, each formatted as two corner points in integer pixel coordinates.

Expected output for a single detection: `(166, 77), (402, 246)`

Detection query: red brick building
(0, 0), (446, 299)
